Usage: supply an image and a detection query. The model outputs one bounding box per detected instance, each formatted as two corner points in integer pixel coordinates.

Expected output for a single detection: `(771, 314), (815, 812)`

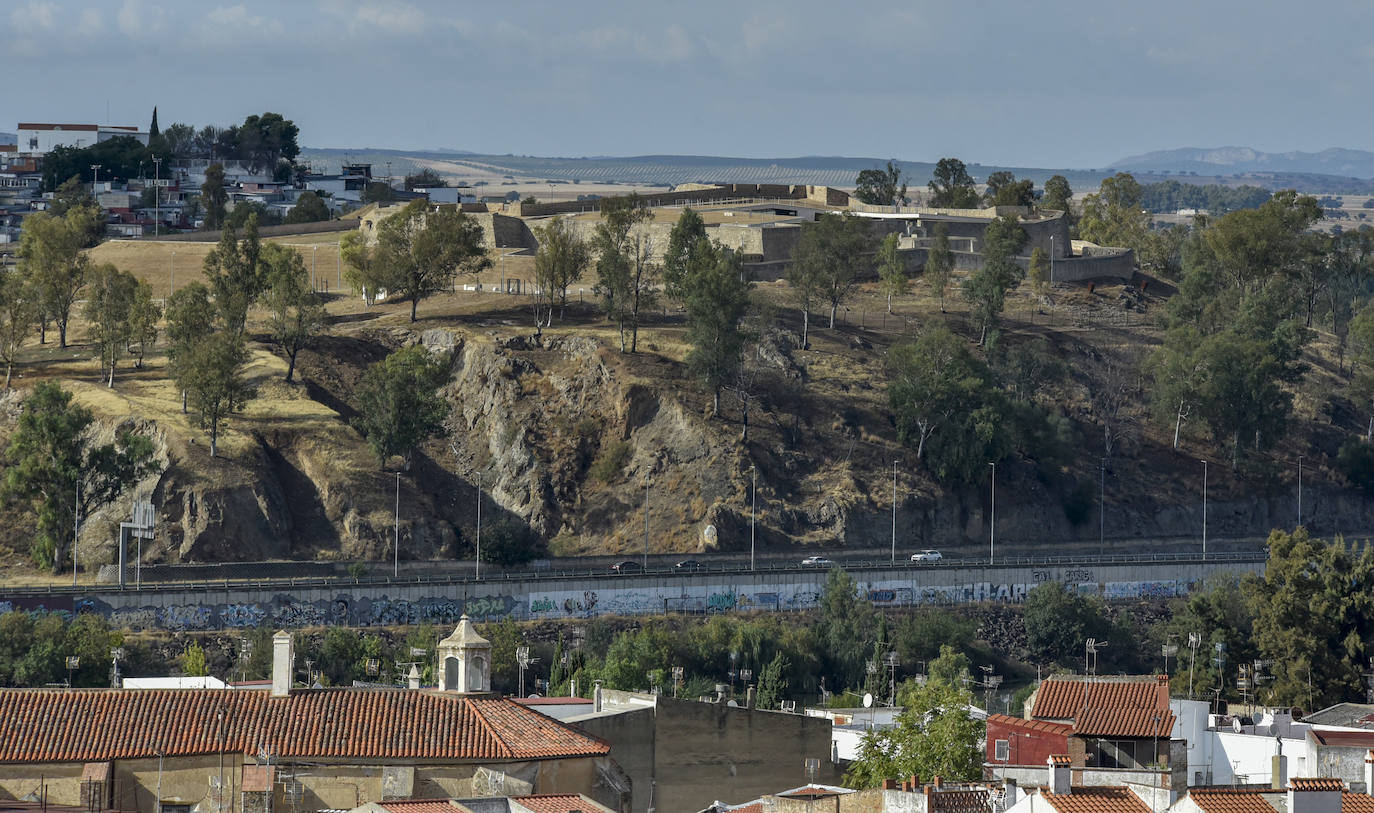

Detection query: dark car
(610, 560), (642, 574)
(674, 559), (703, 571)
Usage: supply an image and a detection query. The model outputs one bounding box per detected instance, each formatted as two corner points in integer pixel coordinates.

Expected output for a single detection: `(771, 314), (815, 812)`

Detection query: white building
(16, 122), (148, 155)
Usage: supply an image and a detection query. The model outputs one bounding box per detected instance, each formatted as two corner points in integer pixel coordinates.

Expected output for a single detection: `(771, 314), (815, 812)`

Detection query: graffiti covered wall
(4, 559), (1257, 631)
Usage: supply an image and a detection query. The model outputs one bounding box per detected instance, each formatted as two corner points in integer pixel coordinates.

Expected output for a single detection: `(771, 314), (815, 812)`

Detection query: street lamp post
(1100, 457), (1106, 553)
(170, 251), (176, 297)
(1297, 455), (1305, 528)
(891, 461), (897, 565)
(90, 164), (101, 197)
(643, 473), (650, 569)
(152, 156), (161, 237)
(1200, 459), (1209, 557)
(749, 464), (757, 571)
(312, 245), (318, 291)
(475, 470), (483, 580)
(1049, 234), (1055, 285)
(988, 462), (996, 565)
(393, 472), (400, 577)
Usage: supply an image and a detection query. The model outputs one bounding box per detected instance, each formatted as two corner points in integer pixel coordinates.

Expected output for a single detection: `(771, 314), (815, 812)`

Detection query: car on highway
(674, 559), (704, 571)
(800, 555), (834, 566)
(910, 550), (943, 563)
(610, 560), (642, 574)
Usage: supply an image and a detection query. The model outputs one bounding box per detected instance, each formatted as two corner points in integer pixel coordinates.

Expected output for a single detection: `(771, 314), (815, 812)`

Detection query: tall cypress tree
(149, 106), (159, 139)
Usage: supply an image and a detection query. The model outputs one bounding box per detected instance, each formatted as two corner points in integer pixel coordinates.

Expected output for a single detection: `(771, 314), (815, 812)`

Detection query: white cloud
(117, 0), (166, 37)
(9, 1), (59, 32)
(205, 5), (283, 36)
(76, 8), (103, 36)
(354, 2), (427, 35)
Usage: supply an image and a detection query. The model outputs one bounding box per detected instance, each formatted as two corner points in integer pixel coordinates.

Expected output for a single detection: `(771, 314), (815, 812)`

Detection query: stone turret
(437, 615), (491, 693)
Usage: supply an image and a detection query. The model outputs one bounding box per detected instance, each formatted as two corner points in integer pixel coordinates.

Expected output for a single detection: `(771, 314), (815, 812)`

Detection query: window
(1094, 739), (1146, 769)
(160, 804), (191, 813)
(995, 740), (1010, 762)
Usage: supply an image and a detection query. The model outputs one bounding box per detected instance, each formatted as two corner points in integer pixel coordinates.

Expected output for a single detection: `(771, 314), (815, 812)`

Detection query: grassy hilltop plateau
(5, 162), (1374, 585)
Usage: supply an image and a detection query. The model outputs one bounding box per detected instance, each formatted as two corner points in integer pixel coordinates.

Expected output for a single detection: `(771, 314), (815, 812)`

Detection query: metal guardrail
(0, 551), (1265, 599)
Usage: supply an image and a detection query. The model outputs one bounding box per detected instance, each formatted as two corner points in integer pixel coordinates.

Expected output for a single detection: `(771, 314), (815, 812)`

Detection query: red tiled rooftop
(1042, 786), (1154, 813)
(514, 794), (610, 813)
(1291, 779), (1344, 791)
(1189, 788), (1283, 813)
(988, 714), (1074, 736)
(0, 689), (610, 763)
(379, 801), (460, 813)
(1033, 677), (1169, 721)
(1049, 754), (1072, 765)
(1073, 707), (1174, 738)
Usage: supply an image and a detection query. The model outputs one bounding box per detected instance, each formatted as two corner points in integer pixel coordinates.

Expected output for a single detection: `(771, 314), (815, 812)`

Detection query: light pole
(988, 462), (996, 565)
(643, 473), (650, 569)
(337, 242), (342, 290)
(393, 472), (400, 577)
(73, 479), (80, 587)
(1297, 455), (1305, 528)
(152, 156), (161, 237)
(891, 460), (897, 565)
(1200, 459), (1209, 558)
(1049, 234), (1055, 285)
(90, 164), (101, 197)
(1100, 457), (1106, 554)
(312, 245), (318, 291)
(749, 464), (757, 571)
(170, 251), (176, 297)
(475, 470), (483, 580)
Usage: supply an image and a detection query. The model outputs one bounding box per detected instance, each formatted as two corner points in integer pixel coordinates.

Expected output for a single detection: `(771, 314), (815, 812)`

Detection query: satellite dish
(727, 700), (739, 707)
(863, 692), (874, 708)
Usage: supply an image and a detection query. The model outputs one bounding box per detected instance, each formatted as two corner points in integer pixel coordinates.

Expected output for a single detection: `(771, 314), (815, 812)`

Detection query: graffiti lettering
(707, 591), (737, 612)
(530, 597), (556, 614)
(1064, 569), (1092, 582)
(1032, 570), (1052, 583)
(220, 604), (267, 628)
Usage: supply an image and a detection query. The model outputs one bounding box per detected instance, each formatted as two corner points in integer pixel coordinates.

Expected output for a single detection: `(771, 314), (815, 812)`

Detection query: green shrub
(1062, 479), (1095, 525)
(1338, 438), (1374, 494)
(590, 440), (632, 483)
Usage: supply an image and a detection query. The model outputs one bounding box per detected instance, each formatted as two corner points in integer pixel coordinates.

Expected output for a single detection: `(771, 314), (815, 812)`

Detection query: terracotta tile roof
(379, 801), (460, 813)
(1042, 786), (1154, 813)
(1189, 788), (1284, 813)
(1049, 754), (1072, 765)
(1073, 706), (1174, 738)
(1032, 677), (1168, 722)
(513, 794), (611, 813)
(0, 689), (609, 763)
(988, 714), (1074, 736)
(1344, 794), (1374, 813)
(1308, 730), (1374, 748)
(1291, 779), (1344, 791)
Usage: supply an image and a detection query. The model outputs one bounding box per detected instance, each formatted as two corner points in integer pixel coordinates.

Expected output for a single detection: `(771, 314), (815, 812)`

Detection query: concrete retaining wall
(0, 558), (1263, 632)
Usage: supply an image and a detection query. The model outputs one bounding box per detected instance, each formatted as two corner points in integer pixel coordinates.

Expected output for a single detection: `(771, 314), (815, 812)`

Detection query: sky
(3, 0), (1372, 169)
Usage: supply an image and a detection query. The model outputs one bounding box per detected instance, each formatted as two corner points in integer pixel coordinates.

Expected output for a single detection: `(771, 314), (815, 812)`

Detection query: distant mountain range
(1115, 146), (1374, 179)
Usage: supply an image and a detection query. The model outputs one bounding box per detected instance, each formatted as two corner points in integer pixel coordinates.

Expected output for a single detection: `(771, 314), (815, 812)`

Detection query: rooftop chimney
(1288, 778), (1344, 813)
(271, 631), (293, 697)
(1365, 750), (1374, 796)
(407, 665), (421, 690)
(746, 686), (756, 710)
(594, 680), (604, 712)
(1272, 753), (1288, 790)
(1048, 755), (1071, 795)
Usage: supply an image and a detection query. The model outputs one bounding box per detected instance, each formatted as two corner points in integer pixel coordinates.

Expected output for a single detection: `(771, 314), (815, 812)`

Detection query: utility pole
(891, 460), (897, 565)
(1297, 455), (1304, 528)
(988, 462), (996, 565)
(152, 155), (161, 237)
(475, 470), (483, 580)
(393, 472), (400, 577)
(643, 473), (650, 569)
(90, 164), (101, 198)
(1201, 459), (1209, 557)
(749, 464), (757, 571)
(170, 251), (176, 297)
(73, 479), (80, 587)
(1100, 457), (1106, 554)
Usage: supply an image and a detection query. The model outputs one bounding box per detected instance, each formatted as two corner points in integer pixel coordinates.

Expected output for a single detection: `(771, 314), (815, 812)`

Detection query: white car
(801, 555), (834, 566)
(910, 550), (943, 563)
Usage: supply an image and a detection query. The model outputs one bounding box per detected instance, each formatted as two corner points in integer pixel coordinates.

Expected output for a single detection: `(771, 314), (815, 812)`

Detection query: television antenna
(516, 646), (540, 697)
(118, 498), (156, 589)
(1187, 632), (1202, 699)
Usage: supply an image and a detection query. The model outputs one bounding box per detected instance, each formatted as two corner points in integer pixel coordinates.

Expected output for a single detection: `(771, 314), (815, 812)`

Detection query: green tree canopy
(928, 158), (980, 209)
(263, 243), (328, 383)
(0, 270), (37, 388)
(877, 232), (907, 313)
(532, 216), (591, 328)
(17, 206), (100, 347)
(983, 171), (1035, 207)
(685, 243), (750, 416)
(925, 223), (953, 312)
(855, 161), (908, 206)
(284, 191), (331, 225)
(1023, 582), (1111, 665)
(593, 195), (655, 352)
(962, 215), (1028, 344)
(1041, 175), (1073, 214)
(374, 200), (491, 322)
(202, 163), (228, 230)
(203, 214), (265, 336)
(662, 207), (708, 307)
(1078, 172), (1149, 251)
(790, 213), (871, 329)
(82, 263), (140, 387)
(2, 383), (159, 570)
(355, 344), (450, 468)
